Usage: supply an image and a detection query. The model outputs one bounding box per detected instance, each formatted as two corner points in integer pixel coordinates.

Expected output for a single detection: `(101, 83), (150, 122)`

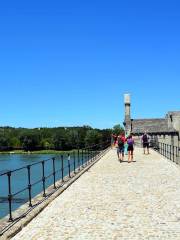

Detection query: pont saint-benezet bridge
(0, 94), (180, 240)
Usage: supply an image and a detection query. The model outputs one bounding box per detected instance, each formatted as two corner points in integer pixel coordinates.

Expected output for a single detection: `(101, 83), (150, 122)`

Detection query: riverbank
(0, 150), (77, 154)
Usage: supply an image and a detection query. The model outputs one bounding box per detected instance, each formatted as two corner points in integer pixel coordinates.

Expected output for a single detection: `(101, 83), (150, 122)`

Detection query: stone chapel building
(123, 94), (180, 148)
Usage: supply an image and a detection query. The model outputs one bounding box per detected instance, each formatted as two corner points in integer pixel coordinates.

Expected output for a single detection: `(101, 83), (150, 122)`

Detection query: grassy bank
(0, 149), (77, 154)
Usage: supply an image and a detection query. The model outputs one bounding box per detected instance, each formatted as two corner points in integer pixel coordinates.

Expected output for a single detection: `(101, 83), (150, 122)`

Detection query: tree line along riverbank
(0, 125), (124, 152)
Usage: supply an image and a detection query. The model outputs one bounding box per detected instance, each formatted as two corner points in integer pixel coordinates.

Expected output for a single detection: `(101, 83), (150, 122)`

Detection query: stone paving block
(11, 148), (180, 240)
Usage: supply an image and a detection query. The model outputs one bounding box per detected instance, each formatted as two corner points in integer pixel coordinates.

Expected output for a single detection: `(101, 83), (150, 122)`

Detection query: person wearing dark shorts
(117, 134), (126, 162)
(127, 135), (134, 163)
(142, 132), (150, 154)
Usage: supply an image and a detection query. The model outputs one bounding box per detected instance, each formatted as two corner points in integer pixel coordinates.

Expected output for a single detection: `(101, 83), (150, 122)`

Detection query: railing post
(42, 161), (46, 197)
(61, 155), (64, 182)
(78, 148), (80, 171)
(165, 144), (167, 158)
(93, 149), (95, 161)
(81, 149), (84, 167)
(170, 145), (172, 161)
(89, 148), (91, 162)
(68, 154), (71, 178)
(84, 148), (87, 165)
(90, 148), (92, 161)
(167, 144), (169, 159)
(73, 151), (76, 174)
(92, 148), (94, 161)
(88, 148), (90, 163)
(163, 143), (164, 156)
(27, 165), (32, 207)
(52, 157), (56, 189)
(7, 171), (13, 222)
(176, 147), (178, 163)
(94, 149), (97, 160)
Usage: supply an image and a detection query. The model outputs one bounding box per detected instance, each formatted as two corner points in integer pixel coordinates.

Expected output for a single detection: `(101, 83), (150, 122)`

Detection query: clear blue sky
(0, 0), (179, 129)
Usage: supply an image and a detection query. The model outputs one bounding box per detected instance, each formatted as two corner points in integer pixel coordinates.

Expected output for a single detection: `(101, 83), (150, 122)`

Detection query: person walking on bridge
(141, 132), (150, 154)
(127, 134), (134, 163)
(117, 133), (126, 162)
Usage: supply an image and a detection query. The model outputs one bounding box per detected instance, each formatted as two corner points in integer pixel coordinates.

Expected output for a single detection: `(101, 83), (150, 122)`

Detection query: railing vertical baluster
(169, 145), (172, 160)
(170, 145), (172, 160)
(78, 148), (80, 171)
(88, 148), (90, 163)
(73, 151), (76, 174)
(170, 145), (172, 161)
(165, 144), (166, 158)
(161, 143), (162, 155)
(167, 145), (169, 159)
(81, 149), (84, 167)
(86, 148), (88, 165)
(163, 143), (164, 156)
(163, 143), (165, 156)
(84, 148), (86, 165)
(167, 144), (169, 159)
(61, 155), (64, 182)
(52, 157), (56, 189)
(68, 154), (71, 178)
(7, 171), (13, 221)
(27, 165), (32, 207)
(90, 148), (92, 161)
(86, 148), (88, 163)
(176, 147), (178, 163)
(42, 161), (46, 197)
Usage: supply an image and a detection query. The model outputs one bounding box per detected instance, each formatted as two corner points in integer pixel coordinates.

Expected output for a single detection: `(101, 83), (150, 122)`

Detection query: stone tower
(124, 94), (131, 135)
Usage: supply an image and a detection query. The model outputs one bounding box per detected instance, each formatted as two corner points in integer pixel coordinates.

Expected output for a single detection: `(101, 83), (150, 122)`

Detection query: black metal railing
(0, 141), (110, 225)
(150, 141), (179, 163)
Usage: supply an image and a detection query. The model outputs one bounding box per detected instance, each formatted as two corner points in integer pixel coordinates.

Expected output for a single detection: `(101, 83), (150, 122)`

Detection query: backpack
(127, 139), (133, 146)
(142, 134), (148, 143)
(118, 137), (124, 147)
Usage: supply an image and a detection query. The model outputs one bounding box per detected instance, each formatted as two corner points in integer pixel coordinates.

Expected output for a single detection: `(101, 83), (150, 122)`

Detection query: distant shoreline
(0, 150), (77, 154)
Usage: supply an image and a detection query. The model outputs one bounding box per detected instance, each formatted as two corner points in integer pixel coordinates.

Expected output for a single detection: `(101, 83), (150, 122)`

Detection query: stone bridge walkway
(12, 148), (180, 240)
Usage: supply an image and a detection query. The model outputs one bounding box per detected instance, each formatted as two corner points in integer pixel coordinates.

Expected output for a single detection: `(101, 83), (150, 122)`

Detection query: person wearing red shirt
(117, 133), (126, 162)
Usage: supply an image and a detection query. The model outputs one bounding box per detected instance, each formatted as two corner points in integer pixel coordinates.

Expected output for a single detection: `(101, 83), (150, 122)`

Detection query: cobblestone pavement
(12, 148), (180, 240)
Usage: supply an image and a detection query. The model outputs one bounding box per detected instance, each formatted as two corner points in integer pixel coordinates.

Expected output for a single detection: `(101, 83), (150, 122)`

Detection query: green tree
(9, 137), (21, 148)
(40, 138), (52, 149)
(112, 124), (124, 135)
(85, 129), (102, 147)
(20, 133), (40, 151)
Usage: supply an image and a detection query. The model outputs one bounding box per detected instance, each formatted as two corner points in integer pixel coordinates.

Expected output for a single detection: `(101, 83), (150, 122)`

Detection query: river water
(0, 153), (87, 219)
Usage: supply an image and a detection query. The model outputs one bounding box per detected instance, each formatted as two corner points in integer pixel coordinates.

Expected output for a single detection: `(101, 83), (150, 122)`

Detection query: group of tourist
(111, 132), (150, 163)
